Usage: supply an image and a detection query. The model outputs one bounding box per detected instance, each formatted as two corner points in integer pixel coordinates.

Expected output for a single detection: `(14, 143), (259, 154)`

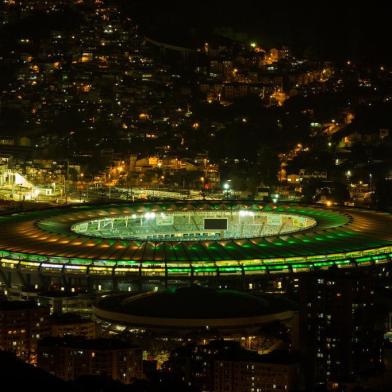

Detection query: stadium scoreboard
(204, 218), (228, 230)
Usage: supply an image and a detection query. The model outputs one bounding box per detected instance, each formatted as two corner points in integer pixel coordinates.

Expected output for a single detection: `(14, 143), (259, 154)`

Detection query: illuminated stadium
(0, 201), (392, 292)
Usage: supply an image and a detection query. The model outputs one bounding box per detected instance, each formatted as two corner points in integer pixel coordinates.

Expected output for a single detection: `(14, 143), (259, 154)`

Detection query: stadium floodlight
(144, 212), (156, 220)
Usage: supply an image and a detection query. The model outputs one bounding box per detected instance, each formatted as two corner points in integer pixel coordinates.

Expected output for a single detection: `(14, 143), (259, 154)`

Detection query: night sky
(125, 1), (390, 64)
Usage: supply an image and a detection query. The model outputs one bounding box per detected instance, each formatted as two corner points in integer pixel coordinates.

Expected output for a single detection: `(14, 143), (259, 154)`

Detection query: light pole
(64, 160), (69, 205)
(64, 175), (67, 204)
(223, 182), (230, 200)
(79, 172), (84, 202)
(346, 170), (352, 184)
(200, 176), (206, 200)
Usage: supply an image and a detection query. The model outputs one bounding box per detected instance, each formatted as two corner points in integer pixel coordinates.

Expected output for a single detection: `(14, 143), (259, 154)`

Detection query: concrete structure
(50, 313), (96, 339)
(299, 269), (384, 388)
(214, 350), (299, 392)
(94, 287), (298, 342)
(0, 300), (49, 363)
(0, 201), (391, 292)
(38, 337), (142, 383)
(166, 340), (299, 392)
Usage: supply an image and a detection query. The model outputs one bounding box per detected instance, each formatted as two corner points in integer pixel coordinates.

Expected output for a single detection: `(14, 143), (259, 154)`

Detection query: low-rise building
(38, 337), (143, 383)
(50, 313), (96, 339)
(214, 351), (299, 392)
(0, 301), (50, 364)
(166, 341), (299, 392)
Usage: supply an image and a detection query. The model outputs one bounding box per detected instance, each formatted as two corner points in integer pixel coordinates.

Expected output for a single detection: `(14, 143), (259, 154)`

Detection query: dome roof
(97, 286), (297, 320)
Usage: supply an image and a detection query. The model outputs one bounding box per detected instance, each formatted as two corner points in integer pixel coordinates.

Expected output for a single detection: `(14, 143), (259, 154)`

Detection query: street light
(200, 177), (206, 200)
(223, 182), (230, 199)
(346, 170), (352, 184)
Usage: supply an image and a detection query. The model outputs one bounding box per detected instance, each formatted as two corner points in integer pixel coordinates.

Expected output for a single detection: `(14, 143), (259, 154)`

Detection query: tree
(374, 179), (392, 210)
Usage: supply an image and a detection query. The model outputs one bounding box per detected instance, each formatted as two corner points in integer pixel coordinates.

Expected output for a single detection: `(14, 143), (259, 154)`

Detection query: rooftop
(39, 337), (138, 351)
(49, 312), (93, 325)
(173, 341), (300, 365)
(97, 286), (297, 319)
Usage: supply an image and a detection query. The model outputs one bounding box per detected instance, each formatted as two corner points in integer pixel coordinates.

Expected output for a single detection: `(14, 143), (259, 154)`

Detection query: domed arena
(94, 286), (299, 354)
(94, 286), (298, 334)
(0, 201), (391, 292)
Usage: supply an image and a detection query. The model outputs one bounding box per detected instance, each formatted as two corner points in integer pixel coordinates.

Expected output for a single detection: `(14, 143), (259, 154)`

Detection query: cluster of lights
(1, 203), (391, 279)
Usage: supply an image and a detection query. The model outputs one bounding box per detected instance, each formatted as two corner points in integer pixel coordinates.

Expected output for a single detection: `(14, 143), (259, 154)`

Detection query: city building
(214, 349), (300, 392)
(166, 340), (300, 392)
(50, 313), (96, 339)
(37, 337), (143, 383)
(0, 300), (50, 363)
(299, 269), (384, 388)
(5, 289), (96, 316)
